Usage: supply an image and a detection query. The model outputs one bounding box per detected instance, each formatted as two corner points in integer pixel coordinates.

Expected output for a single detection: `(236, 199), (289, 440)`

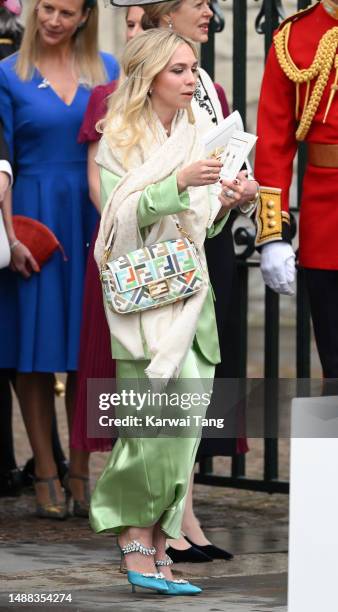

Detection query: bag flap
(108, 237), (198, 293)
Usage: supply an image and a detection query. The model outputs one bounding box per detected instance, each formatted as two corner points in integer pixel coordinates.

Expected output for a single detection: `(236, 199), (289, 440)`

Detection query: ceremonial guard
(255, 0), (338, 378)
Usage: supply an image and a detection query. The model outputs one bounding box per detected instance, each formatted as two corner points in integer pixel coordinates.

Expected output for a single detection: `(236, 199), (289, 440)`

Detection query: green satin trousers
(89, 346), (214, 539)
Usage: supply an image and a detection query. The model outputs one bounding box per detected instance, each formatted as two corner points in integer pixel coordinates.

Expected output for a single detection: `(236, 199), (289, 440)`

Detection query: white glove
(260, 241), (296, 296)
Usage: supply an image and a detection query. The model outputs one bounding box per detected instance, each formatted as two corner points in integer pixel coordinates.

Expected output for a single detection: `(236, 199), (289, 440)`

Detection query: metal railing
(196, 0), (313, 494)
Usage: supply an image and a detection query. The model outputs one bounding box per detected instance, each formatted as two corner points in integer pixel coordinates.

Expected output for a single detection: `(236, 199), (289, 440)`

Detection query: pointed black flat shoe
(0, 468), (22, 497)
(185, 538), (233, 561)
(166, 545), (212, 563)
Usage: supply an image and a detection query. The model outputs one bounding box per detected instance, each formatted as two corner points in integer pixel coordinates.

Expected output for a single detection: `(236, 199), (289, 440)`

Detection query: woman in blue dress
(0, 0), (119, 518)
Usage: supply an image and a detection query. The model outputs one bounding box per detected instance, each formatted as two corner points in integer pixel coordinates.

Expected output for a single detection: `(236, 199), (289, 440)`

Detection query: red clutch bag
(12, 215), (66, 267)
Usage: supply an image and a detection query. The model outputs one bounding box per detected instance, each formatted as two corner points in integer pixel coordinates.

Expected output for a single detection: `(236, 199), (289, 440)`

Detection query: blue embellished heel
(127, 569), (168, 593)
(164, 580), (202, 595)
(118, 539), (168, 594)
(155, 555), (202, 596)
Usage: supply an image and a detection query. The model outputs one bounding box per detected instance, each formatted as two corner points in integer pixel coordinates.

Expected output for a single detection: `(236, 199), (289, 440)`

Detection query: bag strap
(101, 220), (195, 271)
(175, 222), (195, 246)
(101, 223), (115, 270)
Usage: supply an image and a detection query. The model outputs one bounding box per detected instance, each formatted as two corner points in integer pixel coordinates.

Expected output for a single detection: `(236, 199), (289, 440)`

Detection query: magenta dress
(70, 81), (117, 452)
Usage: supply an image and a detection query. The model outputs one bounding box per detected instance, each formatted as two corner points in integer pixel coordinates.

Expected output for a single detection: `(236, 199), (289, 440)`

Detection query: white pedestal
(288, 397), (338, 612)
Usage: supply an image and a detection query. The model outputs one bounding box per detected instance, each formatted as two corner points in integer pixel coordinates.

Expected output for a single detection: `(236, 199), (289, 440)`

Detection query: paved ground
(0, 477), (289, 611)
(0, 377), (292, 611)
(0, 531), (288, 611)
(0, 574), (287, 612)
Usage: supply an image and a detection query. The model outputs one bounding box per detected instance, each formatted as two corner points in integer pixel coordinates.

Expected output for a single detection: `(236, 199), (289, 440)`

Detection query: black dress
(197, 214), (243, 458)
(193, 78), (247, 459)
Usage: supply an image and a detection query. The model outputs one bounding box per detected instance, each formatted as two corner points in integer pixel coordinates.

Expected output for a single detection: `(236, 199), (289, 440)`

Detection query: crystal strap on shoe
(155, 555), (173, 567)
(120, 540), (156, 556)
(139, 572), (165, 579)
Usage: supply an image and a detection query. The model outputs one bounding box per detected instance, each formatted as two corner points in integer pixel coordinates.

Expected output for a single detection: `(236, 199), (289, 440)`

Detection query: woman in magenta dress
(72, 79), (118, 454)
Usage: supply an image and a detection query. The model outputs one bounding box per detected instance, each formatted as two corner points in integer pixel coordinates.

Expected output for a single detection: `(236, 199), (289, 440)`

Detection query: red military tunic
(255, 1), (338, 269)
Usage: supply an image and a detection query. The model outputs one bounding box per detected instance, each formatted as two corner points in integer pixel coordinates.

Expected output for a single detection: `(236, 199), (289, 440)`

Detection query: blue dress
(0, 52), (119, 372)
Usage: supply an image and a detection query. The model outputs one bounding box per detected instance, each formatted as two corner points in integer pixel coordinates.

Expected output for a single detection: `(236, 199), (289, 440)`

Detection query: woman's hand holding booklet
(202, 111), (258, 226)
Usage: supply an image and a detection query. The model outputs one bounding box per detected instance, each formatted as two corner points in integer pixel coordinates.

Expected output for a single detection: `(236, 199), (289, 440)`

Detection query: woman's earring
(148, 88), (153, 96)
(168, 19), (173, 29)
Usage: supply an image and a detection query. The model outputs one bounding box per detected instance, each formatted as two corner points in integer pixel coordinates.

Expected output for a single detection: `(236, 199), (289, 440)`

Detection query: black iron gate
(196, 0), (313, 494)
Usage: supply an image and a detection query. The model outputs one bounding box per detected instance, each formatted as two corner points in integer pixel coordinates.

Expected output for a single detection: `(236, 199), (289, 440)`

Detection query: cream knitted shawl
(94, 110), (210, 384)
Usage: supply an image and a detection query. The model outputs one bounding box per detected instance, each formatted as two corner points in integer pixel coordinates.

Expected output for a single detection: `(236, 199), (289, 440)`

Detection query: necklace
(37, 77), (50, 89)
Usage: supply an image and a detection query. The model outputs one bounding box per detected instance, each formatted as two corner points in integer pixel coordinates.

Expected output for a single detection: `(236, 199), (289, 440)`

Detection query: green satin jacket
(100, 168), (229, 365)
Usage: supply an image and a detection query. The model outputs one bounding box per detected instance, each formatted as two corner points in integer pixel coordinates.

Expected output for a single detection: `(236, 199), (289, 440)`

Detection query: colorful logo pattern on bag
(101, 237), (203, 314)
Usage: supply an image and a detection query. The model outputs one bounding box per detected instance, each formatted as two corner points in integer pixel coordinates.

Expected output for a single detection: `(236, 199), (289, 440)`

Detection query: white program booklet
(202, 112), (257, 227)
(220, 130), (257, 181)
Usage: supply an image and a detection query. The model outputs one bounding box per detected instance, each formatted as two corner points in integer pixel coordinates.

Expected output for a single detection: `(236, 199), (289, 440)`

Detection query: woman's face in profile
(169, 0), (213, 43)
(36, 0), (88, 47)
(126, 6), (144, 42)
(151, 43), (198, 113)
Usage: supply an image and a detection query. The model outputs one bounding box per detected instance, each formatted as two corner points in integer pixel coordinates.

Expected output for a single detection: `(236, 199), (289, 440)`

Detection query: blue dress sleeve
(101, 52), (120, 82)
(0, 64), (14, 162)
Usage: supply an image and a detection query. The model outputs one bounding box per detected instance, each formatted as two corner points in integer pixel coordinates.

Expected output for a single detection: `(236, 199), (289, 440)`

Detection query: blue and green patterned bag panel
(102, 267), (203, 314)
(109, 237), (197, 292)
(101, 237), (203, 314)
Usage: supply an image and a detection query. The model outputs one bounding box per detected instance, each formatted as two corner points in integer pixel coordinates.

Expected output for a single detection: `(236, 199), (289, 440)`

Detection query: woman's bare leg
(16, 372), (64, 504)
(153, 522), (174, 580)
(118, 526), (157, 574)
(167, 470), (210, 548)
(65, 371), (90, 498)
(181, 471), (210, 545)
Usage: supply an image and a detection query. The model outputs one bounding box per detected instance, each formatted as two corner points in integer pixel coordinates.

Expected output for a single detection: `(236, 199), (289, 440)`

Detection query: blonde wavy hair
(16, 0), (106, 86)
(142, 1), (182, 29)
(101, 28), (197, 164)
